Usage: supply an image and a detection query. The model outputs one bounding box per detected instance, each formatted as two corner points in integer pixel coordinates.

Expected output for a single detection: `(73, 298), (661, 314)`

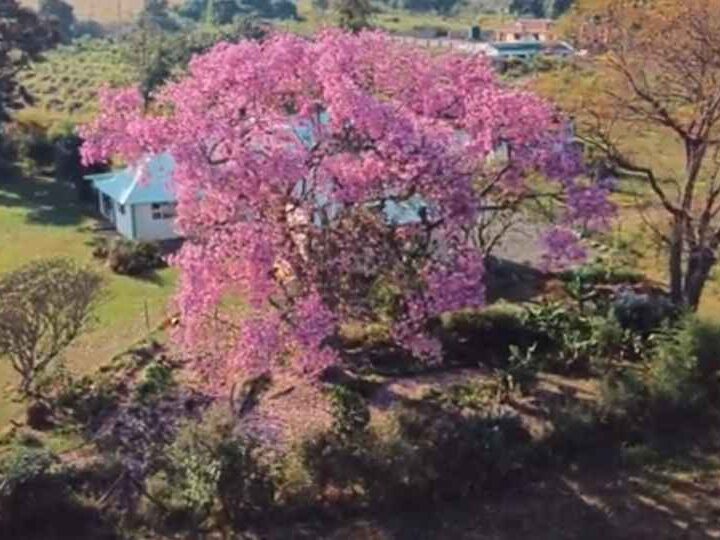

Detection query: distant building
(487, 40), (574, 61)
(85, 153), (180, 242)
(494, 19), (557, 43)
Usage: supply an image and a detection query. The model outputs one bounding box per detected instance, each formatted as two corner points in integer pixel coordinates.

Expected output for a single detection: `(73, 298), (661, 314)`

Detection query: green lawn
(0, 171), (176, 425)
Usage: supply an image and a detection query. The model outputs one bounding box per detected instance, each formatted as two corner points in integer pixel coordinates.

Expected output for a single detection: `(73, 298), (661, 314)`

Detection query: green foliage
(92, 237), (165, 276)
(601, 316), (720, 422)
(124, 19), (268, 102)
(509, 0), (573, 17)
(135, 361), (175, 403)
(612, 291), (676, 335)
(521, 301), (597, 373)
(299, 401), (531, 507)
(0, 447), (59, 497)
(441, 304), (539, 367)
(39, 0), (77, 42)
(178, 0), (297, 23)
(0, 0), (59, 124)
(151, 406), (277, 529)
(501, 343), (539, 396)
(546, 404), (610, 462)
(0, 447), (64, 528)
(424, 381), (495, 412)
(53, 373), (119, 426)
(335, 0), (373, 32)
(18, 38), (135, 120)
(328, 386), (371, 438)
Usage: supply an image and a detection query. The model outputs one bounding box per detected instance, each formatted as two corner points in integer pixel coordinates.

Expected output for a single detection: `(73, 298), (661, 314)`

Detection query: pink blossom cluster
(80, 31), (610, 390)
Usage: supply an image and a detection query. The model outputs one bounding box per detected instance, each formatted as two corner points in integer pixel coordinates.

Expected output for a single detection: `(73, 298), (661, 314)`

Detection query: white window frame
(151, 202), (177, 220)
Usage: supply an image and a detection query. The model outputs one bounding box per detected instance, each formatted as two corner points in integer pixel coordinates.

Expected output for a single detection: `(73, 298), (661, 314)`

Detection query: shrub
(440, 304), (539, 367)
(0, 447), (64, 529)
(612, 291), (676, 334)
(94, 238), (165, 276)
(521, 301), (597, 374)
(546, 404), (613, 462)
(600, 316), (720, 423)
(559, 262), (643, 286)
(328, 386), (370, 438)
(54, 374), (119, 427)
(135, 361), (175, 404)
(150, 406), (277, 530)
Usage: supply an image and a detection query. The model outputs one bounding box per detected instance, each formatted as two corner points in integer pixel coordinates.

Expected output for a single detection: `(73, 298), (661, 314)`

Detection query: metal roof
(87, 153), (176, 206)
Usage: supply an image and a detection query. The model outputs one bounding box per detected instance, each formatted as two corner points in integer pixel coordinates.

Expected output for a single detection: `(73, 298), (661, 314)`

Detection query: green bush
(521, 301), (597, 374)
(559, 262), (643, 286)
(441, 304), (539, 367)
(149, 406), (277, 530)
(612, 291), (676, 334)
(92, 237), (165, 276)
(328, 386), (370, 438)
(0, 447), (64, 530)
(54, 374), (119, 427)
(601, 316), (720, 423)
(135, 361), (175, 404)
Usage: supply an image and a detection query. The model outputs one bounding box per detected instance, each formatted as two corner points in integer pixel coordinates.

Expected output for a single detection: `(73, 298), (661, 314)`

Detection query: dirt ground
(258, 462), (720, 539)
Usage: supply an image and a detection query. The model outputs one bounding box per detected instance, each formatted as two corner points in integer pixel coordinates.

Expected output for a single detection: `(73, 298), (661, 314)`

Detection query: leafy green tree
(138, 0), (179, 31)
(0, 259), (104, 396)
(38, 0), (75, 42)
(510, 0), (574, 17)
(335, 0), (372, 32)
(126, 19), (268, 104)
(0, 0), (58, 123)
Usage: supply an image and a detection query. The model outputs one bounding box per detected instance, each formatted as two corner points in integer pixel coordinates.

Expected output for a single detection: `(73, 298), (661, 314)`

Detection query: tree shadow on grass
(0, 169), (93, 227)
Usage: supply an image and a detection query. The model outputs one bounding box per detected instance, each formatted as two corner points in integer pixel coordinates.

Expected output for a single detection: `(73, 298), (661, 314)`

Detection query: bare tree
(554, 0), (720, 310)
(0, 259), (104, 396)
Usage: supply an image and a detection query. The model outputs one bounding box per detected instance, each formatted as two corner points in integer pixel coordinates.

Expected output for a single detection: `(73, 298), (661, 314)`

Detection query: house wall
(133, 203), (180, 241)
(114, 202), (135, 239)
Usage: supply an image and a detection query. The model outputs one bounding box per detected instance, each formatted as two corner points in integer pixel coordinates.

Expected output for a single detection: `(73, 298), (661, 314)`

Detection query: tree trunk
(685, 246), (717, 311)
(669, 218), (685, 305)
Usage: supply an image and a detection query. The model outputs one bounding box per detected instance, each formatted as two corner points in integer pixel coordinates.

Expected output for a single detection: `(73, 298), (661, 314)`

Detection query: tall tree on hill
(0, 0), (58, 124)
(541, 0), (720, 310)
(510, 0), (575, 18)
(335, 0), (372, 32)
(138, 0), (180, 31)
(38, 0), (75, 42)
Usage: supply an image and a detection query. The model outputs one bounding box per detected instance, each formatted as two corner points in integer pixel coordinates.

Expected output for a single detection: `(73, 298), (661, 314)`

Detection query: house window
(151, 203), (177, 220)
(118, 204), (126, 215)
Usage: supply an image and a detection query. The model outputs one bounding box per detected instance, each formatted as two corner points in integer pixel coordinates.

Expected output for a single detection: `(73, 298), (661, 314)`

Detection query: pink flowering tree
(81, 31), (612, 389)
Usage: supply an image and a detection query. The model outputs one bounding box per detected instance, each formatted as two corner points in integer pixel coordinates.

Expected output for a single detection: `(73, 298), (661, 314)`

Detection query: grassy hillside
(18, 39), (135, 126)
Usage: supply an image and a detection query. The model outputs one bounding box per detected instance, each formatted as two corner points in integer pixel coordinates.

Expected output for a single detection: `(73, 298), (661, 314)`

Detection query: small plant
(0, 447), (64, 528)
(135, 361), (175, 404)
(328, 386), (370, 439)
(424, 382), (494, 412)
(154, 406), (277, 529)
(497, 343), (539, 399)
(92, 237), (165, 276)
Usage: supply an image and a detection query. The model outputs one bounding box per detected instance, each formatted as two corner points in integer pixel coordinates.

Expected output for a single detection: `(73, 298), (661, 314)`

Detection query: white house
(85, 153), (180, 242)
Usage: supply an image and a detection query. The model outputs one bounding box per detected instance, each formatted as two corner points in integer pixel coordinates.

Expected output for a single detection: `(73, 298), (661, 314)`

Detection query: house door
(101, 194), (115, 223)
